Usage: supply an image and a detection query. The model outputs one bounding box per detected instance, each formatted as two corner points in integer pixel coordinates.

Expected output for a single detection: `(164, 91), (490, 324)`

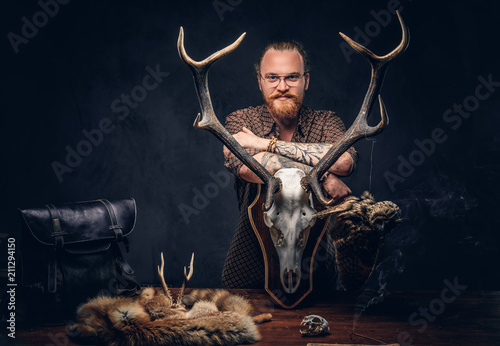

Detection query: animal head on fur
(315, 191), (402, 291)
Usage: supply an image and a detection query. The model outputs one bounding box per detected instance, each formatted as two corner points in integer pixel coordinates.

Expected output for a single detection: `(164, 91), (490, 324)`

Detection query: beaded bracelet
(267, 136), (278, 153)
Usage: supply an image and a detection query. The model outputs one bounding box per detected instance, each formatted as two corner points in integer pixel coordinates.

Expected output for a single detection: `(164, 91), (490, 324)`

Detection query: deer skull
(263, 168), (316, 293)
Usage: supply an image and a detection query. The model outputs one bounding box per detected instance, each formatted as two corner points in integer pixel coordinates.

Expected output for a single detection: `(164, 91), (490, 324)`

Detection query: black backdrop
(2, 0), (499, 291)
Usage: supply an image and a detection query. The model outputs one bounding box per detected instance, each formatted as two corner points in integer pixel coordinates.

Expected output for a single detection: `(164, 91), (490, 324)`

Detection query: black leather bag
(17, 198), (140, 325)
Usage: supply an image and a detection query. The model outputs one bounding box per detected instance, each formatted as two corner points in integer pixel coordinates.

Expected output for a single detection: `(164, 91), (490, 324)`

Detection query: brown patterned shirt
(222, 104), (357, 288)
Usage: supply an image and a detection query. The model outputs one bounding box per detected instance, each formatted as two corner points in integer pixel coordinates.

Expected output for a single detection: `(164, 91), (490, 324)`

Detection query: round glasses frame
(260, 73), (307, 87)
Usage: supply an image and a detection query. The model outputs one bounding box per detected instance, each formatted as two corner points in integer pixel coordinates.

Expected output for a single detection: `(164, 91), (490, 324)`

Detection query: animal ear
(361, 190), (375, 202)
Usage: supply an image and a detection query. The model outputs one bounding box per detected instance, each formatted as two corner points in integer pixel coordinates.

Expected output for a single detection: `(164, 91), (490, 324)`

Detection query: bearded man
(222, 41), (358, 289)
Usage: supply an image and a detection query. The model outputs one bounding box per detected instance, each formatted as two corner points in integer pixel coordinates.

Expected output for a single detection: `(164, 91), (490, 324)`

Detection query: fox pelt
(315, 191), (402, 291)
(68, 288), (272, 346)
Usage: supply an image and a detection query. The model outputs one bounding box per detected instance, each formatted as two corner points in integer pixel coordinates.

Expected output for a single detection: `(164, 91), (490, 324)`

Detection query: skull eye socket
(312, 317), (321, 323)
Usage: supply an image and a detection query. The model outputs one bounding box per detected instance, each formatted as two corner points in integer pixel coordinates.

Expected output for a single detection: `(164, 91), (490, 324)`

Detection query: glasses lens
(285, 74), (301, 85)
(266, 75), (280, 86)
(264, 74), (302, 86)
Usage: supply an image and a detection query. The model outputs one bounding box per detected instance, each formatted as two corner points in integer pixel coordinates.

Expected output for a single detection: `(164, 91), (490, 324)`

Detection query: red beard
(264, 91), (303, 121)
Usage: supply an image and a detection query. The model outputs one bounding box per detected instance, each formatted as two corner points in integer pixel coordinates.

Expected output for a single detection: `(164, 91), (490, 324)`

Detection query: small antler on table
(176, 253), (194, 307)
(157, 252), (173, 304)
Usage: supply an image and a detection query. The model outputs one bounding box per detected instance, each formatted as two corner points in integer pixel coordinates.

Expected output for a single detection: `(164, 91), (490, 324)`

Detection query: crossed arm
(225, 127), (355, 204)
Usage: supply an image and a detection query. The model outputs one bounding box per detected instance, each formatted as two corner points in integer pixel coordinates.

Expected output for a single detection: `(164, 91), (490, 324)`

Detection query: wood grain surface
(11, 289), (500, 345)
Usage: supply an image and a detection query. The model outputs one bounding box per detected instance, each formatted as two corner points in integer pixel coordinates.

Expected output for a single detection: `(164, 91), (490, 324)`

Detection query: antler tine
(304, 12), (408, 206)
(177, 27), (281, 211)
(175, 253), (194, 307)
(157, 252), (173, 304)
(339, 11), (409, 63)
(177, 27), (246, 131)
(178, 27), (246, 72)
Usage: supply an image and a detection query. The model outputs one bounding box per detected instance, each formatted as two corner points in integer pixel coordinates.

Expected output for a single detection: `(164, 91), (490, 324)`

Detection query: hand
(321, 173), (351, 205)
(232, 127), (268, 151)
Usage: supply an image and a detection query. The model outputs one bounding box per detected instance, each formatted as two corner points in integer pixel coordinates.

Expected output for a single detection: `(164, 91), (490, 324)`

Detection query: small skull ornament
(300, 315), (330, 336)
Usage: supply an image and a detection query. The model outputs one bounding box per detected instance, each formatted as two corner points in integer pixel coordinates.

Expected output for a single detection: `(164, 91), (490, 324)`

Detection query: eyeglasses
(260, 73), (307, 87)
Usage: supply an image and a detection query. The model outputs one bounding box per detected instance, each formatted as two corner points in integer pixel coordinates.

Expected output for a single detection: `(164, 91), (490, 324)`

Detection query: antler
(177, 27), (282, 211)
(157, 252), (173, 304)
(303, 11), (409, 206)
(157, 252), (195, 308)
(175, 252), (194, 307)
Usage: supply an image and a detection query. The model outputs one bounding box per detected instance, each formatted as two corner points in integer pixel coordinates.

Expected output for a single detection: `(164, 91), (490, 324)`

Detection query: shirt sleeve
(223, 110), (262, 178)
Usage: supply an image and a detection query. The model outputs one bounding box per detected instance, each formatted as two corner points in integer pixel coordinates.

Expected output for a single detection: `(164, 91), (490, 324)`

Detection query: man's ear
(257, 74), (263, 91)
(304, 73), (310, 91)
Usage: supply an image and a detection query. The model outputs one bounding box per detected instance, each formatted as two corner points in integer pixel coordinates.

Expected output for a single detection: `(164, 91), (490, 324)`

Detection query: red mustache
(270, 91), (299, 101)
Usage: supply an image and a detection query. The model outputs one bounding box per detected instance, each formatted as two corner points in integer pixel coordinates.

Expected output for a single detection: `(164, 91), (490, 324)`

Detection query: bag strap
(114, 271), (141, 297)
(100, 199), (134, 276)
(99, 199), (124, 241)
(46, 204), (65, 293)
(46, 205), (66, 248)
(112, 243), (134, 275)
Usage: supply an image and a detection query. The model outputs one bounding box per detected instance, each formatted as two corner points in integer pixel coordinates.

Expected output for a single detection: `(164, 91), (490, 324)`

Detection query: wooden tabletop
(11, 289), (500, 345)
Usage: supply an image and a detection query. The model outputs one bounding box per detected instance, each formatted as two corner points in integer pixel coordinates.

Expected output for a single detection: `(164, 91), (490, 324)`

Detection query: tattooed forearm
(260, 152), (312, 175)
(275, 142), (332, 166)
(239, 152), (313, 183)
(239, 147), (352, 184)
(274, 141), (354, 176)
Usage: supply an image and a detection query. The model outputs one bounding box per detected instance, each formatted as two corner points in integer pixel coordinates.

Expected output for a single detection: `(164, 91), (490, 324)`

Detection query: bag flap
(18, 198), (137, 246)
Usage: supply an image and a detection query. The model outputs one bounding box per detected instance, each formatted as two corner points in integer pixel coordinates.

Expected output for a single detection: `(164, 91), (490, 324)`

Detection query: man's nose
(276, 78), (290, 92)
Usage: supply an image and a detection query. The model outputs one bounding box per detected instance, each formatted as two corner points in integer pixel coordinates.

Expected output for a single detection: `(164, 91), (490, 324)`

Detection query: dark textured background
(2, 0), (499, 291)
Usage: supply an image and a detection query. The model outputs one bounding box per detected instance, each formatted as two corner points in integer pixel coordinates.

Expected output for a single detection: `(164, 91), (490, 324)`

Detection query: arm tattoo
(275, 142), (333, 166)
(260, 153), (312, 175)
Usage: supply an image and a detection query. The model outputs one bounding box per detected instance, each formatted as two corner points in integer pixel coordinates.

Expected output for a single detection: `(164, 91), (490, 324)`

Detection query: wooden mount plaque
(248, 184), (331, 309)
